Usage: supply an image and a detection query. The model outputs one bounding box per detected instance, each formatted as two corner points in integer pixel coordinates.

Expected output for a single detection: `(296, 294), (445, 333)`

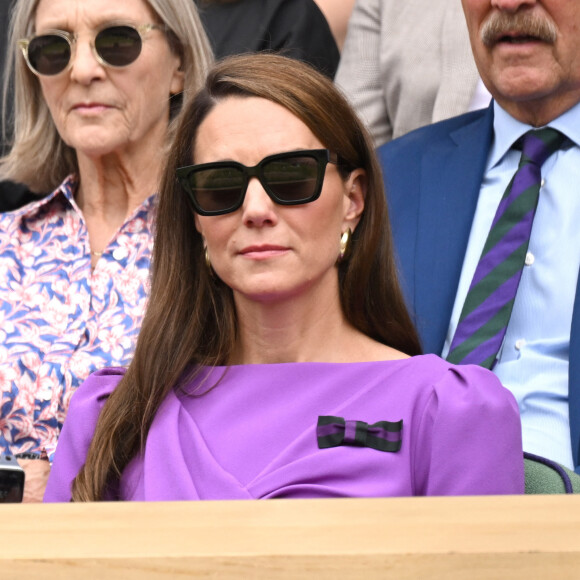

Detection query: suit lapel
(414, 106), (494, 354)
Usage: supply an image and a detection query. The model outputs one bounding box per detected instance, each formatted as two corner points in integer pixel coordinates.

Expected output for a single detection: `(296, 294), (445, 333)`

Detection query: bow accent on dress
(316, 415), (403, 453)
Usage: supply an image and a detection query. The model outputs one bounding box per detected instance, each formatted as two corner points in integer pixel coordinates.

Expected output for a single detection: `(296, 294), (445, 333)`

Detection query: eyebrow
(33, 16), (142, 35)
(196, 147), (319, 164)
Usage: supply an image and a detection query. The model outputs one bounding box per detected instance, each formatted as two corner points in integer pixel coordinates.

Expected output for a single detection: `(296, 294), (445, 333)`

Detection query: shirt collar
(10, 174), (79, 220)
(488, 99), (580, 170)
(11, 173), (156, 225)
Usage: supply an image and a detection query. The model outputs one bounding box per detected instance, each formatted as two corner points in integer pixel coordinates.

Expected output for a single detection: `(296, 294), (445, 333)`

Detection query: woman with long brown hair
(45, 54), (524, 501)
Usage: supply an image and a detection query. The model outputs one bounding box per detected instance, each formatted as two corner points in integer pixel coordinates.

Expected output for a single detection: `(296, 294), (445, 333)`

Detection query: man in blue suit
(379, 0), (580, 473)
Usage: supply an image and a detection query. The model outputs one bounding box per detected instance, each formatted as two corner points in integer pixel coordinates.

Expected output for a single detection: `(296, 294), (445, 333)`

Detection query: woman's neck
(75, 150), (161, 258)
(230, 289), (406, 365)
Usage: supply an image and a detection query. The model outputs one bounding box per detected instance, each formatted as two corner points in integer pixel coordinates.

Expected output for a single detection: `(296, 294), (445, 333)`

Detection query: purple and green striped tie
(446, 128), (565, 369)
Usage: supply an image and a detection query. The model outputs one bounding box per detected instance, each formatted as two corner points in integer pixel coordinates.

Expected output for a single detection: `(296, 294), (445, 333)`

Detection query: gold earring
(338, 228), (352, 262)
(204, 247), (212, 270)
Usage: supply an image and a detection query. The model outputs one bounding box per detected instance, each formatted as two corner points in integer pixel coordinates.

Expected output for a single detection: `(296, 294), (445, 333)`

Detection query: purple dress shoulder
(44, 355), (524, 501)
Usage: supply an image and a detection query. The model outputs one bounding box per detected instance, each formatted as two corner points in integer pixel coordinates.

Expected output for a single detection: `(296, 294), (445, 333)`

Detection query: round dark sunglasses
(176, 149), (340, 216)
(18, 24), (164, 76)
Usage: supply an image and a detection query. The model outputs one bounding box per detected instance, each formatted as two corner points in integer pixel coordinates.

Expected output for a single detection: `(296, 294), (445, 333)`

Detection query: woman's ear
(170, 70), (185, 96)
(194, 214), (202, 234)
(342, 169), (366, 232)
(170, 53), (185, 96)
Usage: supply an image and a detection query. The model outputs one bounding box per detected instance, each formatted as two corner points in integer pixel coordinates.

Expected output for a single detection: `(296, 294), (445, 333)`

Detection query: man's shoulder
(378, 108), (491, 159)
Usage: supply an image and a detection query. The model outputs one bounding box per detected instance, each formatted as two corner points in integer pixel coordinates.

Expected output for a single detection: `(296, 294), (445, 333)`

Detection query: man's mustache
(481, 12), (558, 47)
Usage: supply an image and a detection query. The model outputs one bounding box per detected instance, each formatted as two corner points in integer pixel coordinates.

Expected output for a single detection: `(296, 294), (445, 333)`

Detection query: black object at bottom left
(0, 454), (25, 503)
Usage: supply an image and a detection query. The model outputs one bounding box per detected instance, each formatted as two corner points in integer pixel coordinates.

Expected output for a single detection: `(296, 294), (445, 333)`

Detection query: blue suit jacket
(378, 105), (580, 473)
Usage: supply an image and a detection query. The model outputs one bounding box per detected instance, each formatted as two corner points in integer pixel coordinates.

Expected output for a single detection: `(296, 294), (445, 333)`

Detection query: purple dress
(44, 354), (524, 501)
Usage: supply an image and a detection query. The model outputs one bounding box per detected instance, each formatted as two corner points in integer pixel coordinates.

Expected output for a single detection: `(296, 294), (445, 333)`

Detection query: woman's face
(193, 96), (365, 306)
(33, 0), (184, 159)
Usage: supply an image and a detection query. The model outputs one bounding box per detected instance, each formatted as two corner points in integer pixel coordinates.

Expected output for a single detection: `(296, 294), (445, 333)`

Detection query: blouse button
(113, 247), (129, 261)
(515, 339), (526, 351)
(524, 252), (535, 267)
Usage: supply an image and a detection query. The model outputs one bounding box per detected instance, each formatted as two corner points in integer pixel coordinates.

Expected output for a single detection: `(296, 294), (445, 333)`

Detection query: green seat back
(524, 452), (580, 494)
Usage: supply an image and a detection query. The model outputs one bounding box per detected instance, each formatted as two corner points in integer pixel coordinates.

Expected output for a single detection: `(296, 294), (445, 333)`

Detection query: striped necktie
(447, 128), (566, 369)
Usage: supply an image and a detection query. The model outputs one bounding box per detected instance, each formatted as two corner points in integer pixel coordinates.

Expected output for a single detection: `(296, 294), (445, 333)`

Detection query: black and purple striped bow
(316, 415), (403, 453)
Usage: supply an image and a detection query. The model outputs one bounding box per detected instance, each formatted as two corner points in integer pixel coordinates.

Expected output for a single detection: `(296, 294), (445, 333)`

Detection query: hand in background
(20, 459), (51, 503)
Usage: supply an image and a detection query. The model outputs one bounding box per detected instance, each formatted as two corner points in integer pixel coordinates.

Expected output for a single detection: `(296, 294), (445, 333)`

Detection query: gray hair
(1, 0), (213, 192)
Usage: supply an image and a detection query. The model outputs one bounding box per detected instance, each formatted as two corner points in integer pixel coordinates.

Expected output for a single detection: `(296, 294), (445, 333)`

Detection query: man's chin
(488, 68), (559, 103)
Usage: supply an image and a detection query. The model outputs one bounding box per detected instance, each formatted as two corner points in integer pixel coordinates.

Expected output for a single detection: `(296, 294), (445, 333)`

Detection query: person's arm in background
(335, 0), (392, 145)
(19, 459), (51, 503)
(313, 0), (356, 52)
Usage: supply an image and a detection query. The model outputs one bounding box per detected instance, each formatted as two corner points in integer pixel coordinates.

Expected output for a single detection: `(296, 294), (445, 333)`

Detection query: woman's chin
(231, 279), (316, 307)
(66, 131), (128, 160)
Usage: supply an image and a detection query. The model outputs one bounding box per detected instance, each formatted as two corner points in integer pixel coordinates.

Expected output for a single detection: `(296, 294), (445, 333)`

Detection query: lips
(71, 102), (112, 113)
(240, 244), (288, 254)
(496, 33), (542, 45)
(239, 244), (290, 258)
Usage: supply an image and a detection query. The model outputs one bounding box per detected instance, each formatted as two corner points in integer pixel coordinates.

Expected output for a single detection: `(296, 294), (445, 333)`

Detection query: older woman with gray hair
(0, 0), (212, 501)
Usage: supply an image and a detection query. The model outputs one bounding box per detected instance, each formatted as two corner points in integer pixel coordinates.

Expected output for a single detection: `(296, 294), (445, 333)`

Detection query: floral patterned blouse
(0, 175), (154, 459)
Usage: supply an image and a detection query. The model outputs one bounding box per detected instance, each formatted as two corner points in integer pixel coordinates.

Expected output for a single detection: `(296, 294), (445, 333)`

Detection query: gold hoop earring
(338, 228), (352, 262)
(204, 247), (212, 270)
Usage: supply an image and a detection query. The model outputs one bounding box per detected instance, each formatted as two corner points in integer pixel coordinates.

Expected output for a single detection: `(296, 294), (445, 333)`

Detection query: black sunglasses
(18, 24), (164, 76)
(176, 149), (340, 216)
